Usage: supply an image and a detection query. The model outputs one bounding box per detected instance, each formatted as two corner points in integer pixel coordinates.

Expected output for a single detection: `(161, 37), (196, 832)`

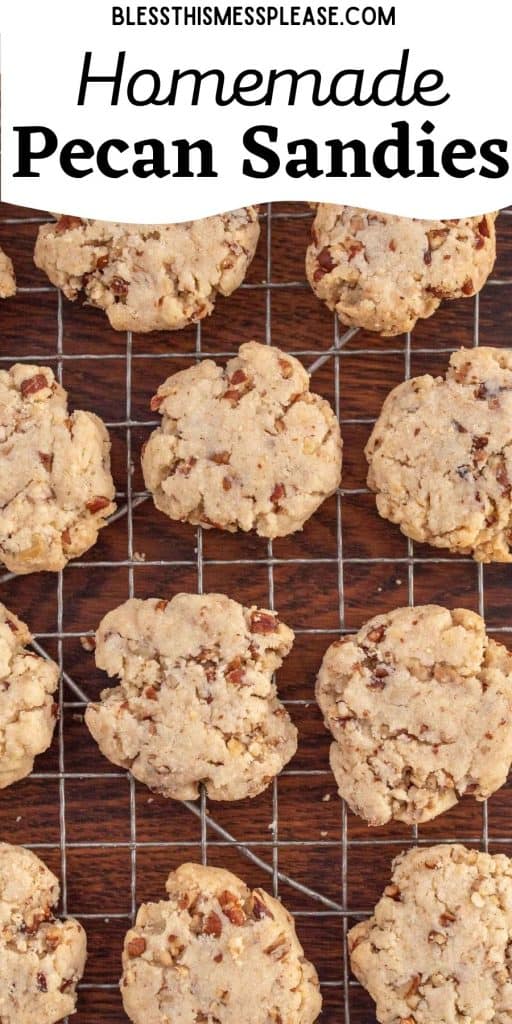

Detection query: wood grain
(0, 202), (511, 1024)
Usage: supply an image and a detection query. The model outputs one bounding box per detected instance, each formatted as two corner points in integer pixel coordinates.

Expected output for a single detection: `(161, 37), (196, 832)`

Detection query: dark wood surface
(0, 201), (511, 1024)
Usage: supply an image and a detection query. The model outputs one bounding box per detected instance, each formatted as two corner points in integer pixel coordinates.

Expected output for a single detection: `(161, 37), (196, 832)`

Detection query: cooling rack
(0, 201), (511, 1023)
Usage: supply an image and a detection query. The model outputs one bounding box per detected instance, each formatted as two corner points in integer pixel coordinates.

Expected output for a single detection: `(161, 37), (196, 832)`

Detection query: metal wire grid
(0, 202), (511, 1022)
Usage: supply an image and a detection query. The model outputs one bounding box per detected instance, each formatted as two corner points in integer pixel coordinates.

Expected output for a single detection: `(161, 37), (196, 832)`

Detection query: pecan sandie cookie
(85, 593), (297, 800)
(366, 347), (512, 561)
(316, 605), (512, 825)
(0, 843), (86, 1024)
(306, 205), (497, 336)
(142, 341), (342, 538)
(0, 364), (116, 573)
(121, 863), (321, 1024)
(34, 210), (260, 332)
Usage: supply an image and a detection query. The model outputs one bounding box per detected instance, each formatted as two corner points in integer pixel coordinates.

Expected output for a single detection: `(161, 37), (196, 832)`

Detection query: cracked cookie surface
(316, 605), (512, 826)
(349, 844), (512, 1024)
(142, 341), (342, 538)
(0, 363), (116, 573)
(121, 862), (322, 1024)
(0, 248), (15, 299)
(85, 593), (297, 800)
(34, 210), (260, 332)
(0, 842), (86, 1024)
(366, 347), (512, 561)
(306, 206), (497, 336)
(0, 603), (59, 788)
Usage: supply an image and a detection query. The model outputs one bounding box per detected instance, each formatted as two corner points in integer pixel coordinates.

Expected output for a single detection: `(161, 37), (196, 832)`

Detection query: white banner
(1, 0), (511, 221)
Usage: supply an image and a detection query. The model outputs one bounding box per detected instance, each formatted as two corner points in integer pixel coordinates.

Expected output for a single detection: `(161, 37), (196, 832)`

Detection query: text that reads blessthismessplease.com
(110, 4), (397, 28)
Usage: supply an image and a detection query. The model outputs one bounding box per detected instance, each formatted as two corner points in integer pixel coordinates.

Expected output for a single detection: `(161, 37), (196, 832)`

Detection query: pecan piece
(251, 611), (278, 634)
(218, 890), (246, 925)
(270, 483), (286, 504)
(367, 625), (386, 643)
(111, 276), (129, 298)
(478, 216), (490, 238)
(39, 451), (53, 471)
(229, 369), (247, 386)
(317, 247), (335, 272)
(203, 911), (222, 937)
(212, 451), (230, 465)
(150, 394), (164, 412)
(86, 496), (111, 514)
(20, 374), (49, 398)
(36, 972), (48, 992)
(54, 215), (84, 234)
(278, 358), (293, 379)
(252, 893), (274, 920)
(127, 936), (146, 957)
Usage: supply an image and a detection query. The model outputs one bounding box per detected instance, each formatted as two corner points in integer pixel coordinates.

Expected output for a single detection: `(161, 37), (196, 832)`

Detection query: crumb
(80, 635), (96, 652)
(320, 831), (328, 838)
(322, 793), (331, 802)
(133, 551), (147, 562)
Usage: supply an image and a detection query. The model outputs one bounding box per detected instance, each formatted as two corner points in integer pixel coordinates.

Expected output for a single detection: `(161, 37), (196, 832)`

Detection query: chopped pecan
(36, 972), (48, 992)
(222, 476), (232, 492)
(177, 457), (197, 478)
(156, 600), (168, 612)
(55, 215), (84, 234)
(86, 496), (111, 514)
(203, 911), (222, 937)
(270, 483), (286, 504)
(252, 893), (274, 920)
(212, 451), (230, 465)
(219, 890), (246, 925)
(439, 911), (456, 926)
(251, 611), (278, 634)
(367, 625), (386, 643)
(278, 358), (293, 379)
(127, 936), (146, 957)
(478, 217), (490, 238)
(150, 394), (164, 412)
(20, 374), (49, 398)
(405, 975), (420, 998)
(462, 278), (474, 296)
(39, 451), (53, 471)
(111, 276), (129, 298)
(317, 247), (335, 272)
(427, 228), (449, 251)
(96, 253), (109, 270)
(497, 464), (511, 496)
(230, 369), (247, 386)
(347, 241), (364, 261)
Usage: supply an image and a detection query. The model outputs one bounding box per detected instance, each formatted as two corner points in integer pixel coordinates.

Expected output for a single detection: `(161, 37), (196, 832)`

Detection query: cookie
(0, 363), (116, 573)
(366, 347), (512, 561)
(0, 603), (59, 788)
(0, 247), (15, 299)
(34, 210), (260, 332)
(85, 593), (297, 800)
(349, 844), (512, 1024)
(0, 842), (86, 1023)
(142, 341), (342, 537)
(306, 206), (497, 336)
(121, 862), (322, 1024)
(316, 605), (512, 826)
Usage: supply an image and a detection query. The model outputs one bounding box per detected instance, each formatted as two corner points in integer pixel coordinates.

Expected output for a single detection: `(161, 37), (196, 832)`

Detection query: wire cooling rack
(0, 202), (511, 1023)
